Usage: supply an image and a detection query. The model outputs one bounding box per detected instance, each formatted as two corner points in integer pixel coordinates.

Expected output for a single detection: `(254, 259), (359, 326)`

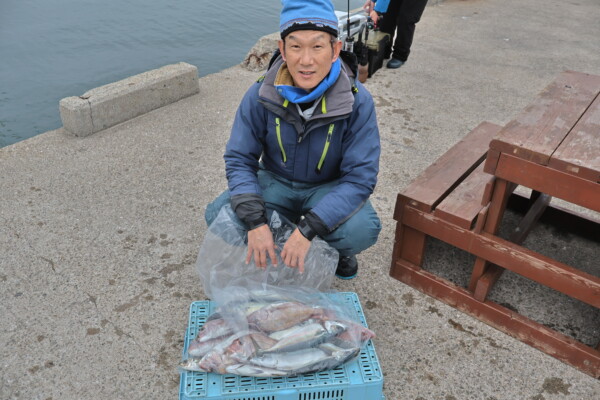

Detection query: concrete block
(59, 96), (94, 137)
(59, 62), (199, 137)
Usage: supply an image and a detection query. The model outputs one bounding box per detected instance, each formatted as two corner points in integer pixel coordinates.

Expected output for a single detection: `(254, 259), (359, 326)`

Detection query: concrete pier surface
(1, 0), (599, 399)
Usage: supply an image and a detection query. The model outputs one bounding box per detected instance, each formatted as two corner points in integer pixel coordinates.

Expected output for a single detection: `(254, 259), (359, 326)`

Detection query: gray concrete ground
(1, 0), (599, 399)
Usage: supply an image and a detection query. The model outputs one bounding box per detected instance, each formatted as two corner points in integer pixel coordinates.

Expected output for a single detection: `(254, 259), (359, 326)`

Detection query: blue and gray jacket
(224, 51), (380, 239)
(372, 0), (391, 13)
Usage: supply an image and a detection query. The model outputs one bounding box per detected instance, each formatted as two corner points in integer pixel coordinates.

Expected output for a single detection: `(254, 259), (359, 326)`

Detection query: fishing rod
(343, 0), (354, 52)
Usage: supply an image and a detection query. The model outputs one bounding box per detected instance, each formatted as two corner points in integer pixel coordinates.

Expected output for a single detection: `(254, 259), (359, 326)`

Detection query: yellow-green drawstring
(321, 96), (327, 114)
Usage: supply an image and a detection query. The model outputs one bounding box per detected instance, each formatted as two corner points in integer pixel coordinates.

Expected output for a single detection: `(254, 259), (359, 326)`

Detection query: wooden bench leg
(391, 197), (428, 278)
(469, 179), (511, 298)
(468, 206), (490, 292)
(390, 219), (427, 279)
(510, 192), (551, 243)
(474, 265), (505, 301)
(473, 192), (552, 301)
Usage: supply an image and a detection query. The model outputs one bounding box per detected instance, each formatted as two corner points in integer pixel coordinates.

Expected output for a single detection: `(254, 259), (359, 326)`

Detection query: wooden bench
(390, 71), (600, 378)
(391, 121), (502, 274)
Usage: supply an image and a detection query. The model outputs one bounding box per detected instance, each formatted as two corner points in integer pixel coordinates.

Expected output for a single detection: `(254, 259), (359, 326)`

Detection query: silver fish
(316, 314), (375, 343)
(268, 318), (319, 341)
(225, 363), (288, 377)
(248, 289), (294, 303)
(249, 348), (330, 371)
(179, 357), (204, 372)
(263, 322), (327, 353)
(319, 342), (360, 362)
(323, 320), (347, 335)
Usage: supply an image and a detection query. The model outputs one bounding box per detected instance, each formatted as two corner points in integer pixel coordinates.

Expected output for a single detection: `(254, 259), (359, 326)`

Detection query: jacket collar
(259, 50), (356, 120)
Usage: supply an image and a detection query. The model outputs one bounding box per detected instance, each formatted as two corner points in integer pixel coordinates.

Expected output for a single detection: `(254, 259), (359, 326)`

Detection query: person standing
(364, 0), (428, 68)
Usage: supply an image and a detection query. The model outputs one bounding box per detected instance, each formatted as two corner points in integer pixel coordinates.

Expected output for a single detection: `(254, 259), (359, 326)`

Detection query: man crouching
(205, 0), (381, 279)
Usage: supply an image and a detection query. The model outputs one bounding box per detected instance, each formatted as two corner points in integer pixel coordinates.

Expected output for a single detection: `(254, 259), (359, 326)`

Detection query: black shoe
(386, 58), (405, 69)
(336, 255), (358, 279)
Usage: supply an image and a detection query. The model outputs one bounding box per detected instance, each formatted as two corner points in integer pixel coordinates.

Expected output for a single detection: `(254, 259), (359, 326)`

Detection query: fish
(263, 322), (327, 353)
(195, 318), (233, 343)
(323, 320), (347, 335)
(319, 342), (360, 362)
(228, 335), (256, 362)
(316, 313), (375, 343)
(335, 320), (375, 343)
(218, 300), (273, 317)
(319, 341), (347, 354)
(187, 335), (230, 358)
(268, 318), (319, 340)
(248, 332), (278, 351)
(248, 289), (294, 303)
(179, 357), (204, 372)
(185, 330), (277, 370)
(225, 363), (289, 377)
(191, 331), (253, 373)
(196, 340), (239, 373)
(180, 293), (376, 377)
(249, 348), (331, 372)
(205, 311), (222, 322)
(243, 302), (272, 316)
(247, 301), (325, 332)
(198, 348), (232, 374)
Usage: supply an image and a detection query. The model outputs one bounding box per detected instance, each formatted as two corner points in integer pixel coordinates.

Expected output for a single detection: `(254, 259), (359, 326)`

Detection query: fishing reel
(369, 13), (384, 30)
(366, 16), (375, 31)
(344, 36), (355, 53)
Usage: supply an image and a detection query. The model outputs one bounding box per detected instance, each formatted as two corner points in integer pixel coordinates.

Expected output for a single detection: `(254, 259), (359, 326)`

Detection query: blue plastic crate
(179, 292), (384, 400)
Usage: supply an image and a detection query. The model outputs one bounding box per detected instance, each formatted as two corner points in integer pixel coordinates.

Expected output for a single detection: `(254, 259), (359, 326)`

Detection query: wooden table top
(489, 70), (600, 183)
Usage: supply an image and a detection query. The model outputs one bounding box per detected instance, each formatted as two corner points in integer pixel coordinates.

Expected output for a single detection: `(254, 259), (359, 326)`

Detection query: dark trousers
(205, 169), (381, 257)
(379, 0), (428, 62)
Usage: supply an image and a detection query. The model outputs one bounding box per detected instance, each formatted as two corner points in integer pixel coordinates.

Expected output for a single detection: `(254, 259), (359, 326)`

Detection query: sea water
(0, 0), (363, 147)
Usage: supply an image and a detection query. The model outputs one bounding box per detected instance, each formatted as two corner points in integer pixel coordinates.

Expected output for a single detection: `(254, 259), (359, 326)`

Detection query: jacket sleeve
(309, 86), (380, 231)
(373, 0), (390, 13)
(224, 83), (268, 229)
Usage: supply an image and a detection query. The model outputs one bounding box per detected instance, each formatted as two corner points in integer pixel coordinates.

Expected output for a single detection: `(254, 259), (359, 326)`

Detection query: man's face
(278, 30), (342, 91)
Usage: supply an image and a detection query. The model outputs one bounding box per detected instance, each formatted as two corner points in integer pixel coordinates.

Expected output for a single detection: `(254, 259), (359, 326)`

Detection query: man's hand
(363, 0), (375, 14)
(281, 228), (311, 273)
(370, 10), (379, 25)
(246, 224), (278, 269)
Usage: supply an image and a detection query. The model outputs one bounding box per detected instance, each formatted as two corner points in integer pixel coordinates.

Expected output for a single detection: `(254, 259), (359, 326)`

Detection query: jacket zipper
(316, 123), (335, 173)
(275, 117), (287, 164)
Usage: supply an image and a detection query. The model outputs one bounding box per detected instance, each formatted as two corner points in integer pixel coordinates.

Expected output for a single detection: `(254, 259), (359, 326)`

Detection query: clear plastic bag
(183, 205), (374, 377)
(180, 285), (375, 377)
(196, 204), (339, 300)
